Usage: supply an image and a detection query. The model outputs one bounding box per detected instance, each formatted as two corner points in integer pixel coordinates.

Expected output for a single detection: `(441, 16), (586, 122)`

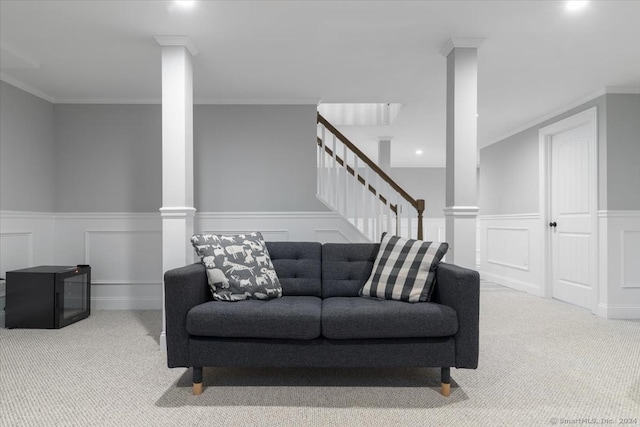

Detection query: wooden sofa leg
(193, 367), (203, 395)
(441, 367), (451, 397)
(193, 382), (203, 395)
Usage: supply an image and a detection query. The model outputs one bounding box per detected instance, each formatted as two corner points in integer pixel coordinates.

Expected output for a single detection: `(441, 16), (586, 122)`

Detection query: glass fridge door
(62, 273), (87, 320)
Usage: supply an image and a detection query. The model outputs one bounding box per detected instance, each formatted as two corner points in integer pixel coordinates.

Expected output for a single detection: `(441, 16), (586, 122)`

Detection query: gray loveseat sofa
(164, 242), (480, 396)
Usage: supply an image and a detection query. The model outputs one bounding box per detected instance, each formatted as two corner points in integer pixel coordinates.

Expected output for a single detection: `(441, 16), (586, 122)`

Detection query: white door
(549, 111), (596, 309)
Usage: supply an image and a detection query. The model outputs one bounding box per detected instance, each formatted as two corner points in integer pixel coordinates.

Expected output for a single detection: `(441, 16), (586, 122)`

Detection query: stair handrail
(317, 112), (425, 240)
(316, 136), (398, 211)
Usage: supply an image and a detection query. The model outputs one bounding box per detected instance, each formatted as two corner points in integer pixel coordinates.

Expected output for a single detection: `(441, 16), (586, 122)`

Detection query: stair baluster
(353, 156), (359, 228)
(342, 142), (348, 218)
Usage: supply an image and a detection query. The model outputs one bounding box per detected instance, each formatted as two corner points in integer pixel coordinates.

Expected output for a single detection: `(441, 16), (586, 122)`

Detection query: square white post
(441, 39), (482, 268)
(377, 137), (392, 174)
(155, 36), (198, 351)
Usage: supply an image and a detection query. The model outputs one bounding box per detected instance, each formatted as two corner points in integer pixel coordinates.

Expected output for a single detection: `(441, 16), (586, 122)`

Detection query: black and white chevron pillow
(359, 234), (448, 303)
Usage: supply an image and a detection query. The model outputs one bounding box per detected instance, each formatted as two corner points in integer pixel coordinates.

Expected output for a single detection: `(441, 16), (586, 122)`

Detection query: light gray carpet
(1, 283), (639, 427)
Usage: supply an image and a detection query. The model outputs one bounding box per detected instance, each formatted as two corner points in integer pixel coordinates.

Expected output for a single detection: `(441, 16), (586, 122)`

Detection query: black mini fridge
(5, 265), (91, 329)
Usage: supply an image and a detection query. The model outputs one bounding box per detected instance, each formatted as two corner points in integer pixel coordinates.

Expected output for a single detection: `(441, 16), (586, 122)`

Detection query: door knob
(549, 221), (557, 228)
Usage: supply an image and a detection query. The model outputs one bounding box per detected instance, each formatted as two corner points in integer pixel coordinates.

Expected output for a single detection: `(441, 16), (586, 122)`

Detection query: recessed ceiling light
(566, 1), (588, 12)
(416, 150), (423, 155)
(175, 0), (197, 9)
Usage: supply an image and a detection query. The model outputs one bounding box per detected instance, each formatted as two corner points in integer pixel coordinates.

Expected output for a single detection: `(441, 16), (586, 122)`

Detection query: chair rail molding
(478, 213), (540, 221)
(444, 206), (480, 217)
(597, 210), (640, 218)
(159, 207), (197, 217)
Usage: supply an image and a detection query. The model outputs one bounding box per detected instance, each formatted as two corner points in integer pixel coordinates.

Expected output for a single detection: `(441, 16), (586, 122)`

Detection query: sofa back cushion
(322, 243), (380, 298)
(266, 242), (322, 297)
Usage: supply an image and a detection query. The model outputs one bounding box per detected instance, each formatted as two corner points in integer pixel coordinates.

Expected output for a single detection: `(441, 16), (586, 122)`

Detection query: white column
(155, 36), (198, 351)
(378, 137), (392, 237)
(377, 137), (392, 174)
(441, 38), (482, 269)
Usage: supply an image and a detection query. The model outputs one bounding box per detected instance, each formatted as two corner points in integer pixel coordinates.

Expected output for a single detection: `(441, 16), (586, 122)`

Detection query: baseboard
(159, 332), (167, 352)
(90, 281), (162, 310)
(479, 271), (542, 297)
(597, 303), (640, 320)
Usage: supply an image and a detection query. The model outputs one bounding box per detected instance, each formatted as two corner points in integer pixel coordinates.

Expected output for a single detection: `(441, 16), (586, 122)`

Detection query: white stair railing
(316, 113), (425, 242)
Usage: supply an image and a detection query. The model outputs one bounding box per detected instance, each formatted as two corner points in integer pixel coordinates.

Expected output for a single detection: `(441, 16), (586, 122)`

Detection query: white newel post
(441, 38), (482, 269)
(155, 36), (198, 351)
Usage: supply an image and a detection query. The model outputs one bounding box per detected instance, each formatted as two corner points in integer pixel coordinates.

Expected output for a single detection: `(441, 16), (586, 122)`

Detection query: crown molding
(485, 86), (640, 147)
(53, 98), (161, 105)
(154, 36), (199, 56)
(13, 95), (323, 106)
(604, 86), (640, 94)
(194, 98), (322, 105)
(440, 38), (484, 57)
(0, 73), (54, 103)
(0, 41), (40, 69)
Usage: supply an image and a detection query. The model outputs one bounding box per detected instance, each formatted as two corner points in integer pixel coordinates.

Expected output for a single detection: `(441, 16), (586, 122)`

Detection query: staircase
(316, 113), (425, 242)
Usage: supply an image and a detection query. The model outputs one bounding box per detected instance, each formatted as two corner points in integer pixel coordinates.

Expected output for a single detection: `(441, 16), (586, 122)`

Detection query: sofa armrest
(434, 262), (480, 369)
(164, 262), (209, 368)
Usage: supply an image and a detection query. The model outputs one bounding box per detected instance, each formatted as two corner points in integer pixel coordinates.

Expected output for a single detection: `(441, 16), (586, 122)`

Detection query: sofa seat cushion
(321, 297), (458, 339)
(186, 296), (321, 340)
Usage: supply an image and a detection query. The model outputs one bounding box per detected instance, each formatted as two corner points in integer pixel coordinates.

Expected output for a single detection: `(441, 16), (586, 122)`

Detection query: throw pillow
(359, 233), (448, 303)
(191, 232), (282, 301)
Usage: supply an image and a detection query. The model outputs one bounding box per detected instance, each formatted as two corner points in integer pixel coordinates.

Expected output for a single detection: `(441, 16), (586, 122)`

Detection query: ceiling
(1, 0), (639, 167)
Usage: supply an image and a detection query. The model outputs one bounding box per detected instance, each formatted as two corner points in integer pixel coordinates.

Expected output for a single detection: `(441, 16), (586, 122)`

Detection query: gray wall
(606, 94), (640, 210)
(4, 94), (328, 213)
(478, 128), (539, 215)
(390, 167), (445, 218)
(194, 105), (327, 212)
(12, 79), (636, 216)
(0, 81), (55, 211)
(53, 104), (162, 212)
(479, 95), (608, 215)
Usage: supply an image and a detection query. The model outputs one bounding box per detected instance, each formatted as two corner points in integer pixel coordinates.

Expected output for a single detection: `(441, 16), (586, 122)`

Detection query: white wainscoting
(424, 218), (447, 244)
(487, 227), (530, 271)
(478, 214), (544, 296)
(597, 211), (640, 319)
(54, 212), (163, 310)
(1, 210), (454, 310)
(0, 211), (54, 278)
(1, 210), (376, 310)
